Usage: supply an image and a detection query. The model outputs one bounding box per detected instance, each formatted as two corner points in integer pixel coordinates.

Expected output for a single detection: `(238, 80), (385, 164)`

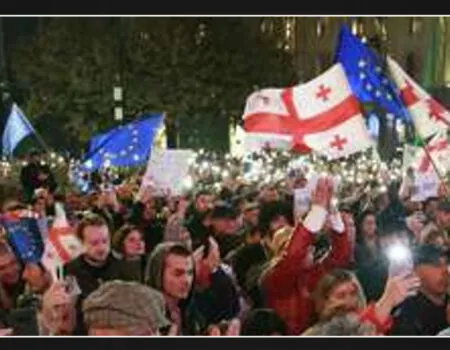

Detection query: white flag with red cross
(387, 56), (450, 139)
(412, 130), (450, 176)
(41, 204), (83, 277)
(285, 63), (374, 159)
(242, 64), (373, 158)
(242, 88), (297, 151)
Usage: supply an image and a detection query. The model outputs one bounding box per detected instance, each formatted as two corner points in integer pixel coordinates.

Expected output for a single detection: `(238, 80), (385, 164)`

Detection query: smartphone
(387, 244), (414, 277)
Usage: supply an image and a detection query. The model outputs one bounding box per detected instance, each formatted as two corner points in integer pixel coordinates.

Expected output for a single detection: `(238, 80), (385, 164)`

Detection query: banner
(142, 149), (196, 196)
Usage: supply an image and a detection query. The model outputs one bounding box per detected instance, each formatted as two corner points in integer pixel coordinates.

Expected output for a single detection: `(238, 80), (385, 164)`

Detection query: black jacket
(63, 254), (136, 334)
(389, 292), (449, 335)
(20, 162), (56, 201)
(195, 267), (241, 325)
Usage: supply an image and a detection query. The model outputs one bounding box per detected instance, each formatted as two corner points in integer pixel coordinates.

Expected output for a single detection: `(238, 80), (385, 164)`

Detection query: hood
(144, 242), (196, 301)
(144, 242), (174, 291)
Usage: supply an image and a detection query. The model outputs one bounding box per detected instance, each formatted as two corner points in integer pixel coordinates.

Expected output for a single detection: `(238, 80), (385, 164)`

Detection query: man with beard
(63, 214), (135, 334)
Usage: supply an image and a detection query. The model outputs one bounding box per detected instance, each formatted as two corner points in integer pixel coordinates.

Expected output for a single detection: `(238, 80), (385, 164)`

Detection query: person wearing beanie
(83, 281), (173, 336)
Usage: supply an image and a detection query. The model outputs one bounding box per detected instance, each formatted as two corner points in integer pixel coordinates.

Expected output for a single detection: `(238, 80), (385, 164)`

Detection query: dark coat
(389, 292), (450, 335)
(63, 253), (136, 335)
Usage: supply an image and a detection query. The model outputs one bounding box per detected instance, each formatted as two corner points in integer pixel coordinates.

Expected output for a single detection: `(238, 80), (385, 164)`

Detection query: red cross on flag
(242, 64), (373, 158)
(413, 130), (450, 175)
(241, 88), (300, 151)
(387, 56), (450, 139)
(41, 204), (83, 278)
(287, 63), (374, 159)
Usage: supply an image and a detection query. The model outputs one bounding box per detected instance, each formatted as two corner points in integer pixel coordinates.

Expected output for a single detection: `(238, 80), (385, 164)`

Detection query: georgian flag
(41, 204), (83, 278)
(241, 88), (298, 151)
(387, 56), (450, 139)
(242, 64), (373, 158)
(413, 130), (450, 175)
(288, 64), (373, 159)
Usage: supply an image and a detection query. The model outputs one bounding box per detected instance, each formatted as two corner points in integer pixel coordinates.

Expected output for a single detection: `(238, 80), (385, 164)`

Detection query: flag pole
(32, 128), (51, 155)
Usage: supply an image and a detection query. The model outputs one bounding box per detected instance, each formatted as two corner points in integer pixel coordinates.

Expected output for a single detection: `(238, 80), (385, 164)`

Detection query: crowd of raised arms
(1, 149), (450, 337)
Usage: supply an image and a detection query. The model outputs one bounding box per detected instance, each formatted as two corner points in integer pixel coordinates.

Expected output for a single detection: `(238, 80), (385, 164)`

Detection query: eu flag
(334, 25), (409, 121)
(81, 114), (163, 171)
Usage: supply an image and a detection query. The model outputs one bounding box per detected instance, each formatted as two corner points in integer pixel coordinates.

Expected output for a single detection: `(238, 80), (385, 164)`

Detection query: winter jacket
(145, 242), (241, 335)
(389, 292), (449, 335)
(63, 253), (136, 335)
(194, 265), (241, 325)
(145, 242), (206, 335)
(260, 205), (350, 335)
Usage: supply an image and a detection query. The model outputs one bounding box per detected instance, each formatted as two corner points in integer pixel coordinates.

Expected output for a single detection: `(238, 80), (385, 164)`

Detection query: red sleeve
(321, 228), (350, 270)
(261, 224), (314, 297)
(359, 303), (394, 335)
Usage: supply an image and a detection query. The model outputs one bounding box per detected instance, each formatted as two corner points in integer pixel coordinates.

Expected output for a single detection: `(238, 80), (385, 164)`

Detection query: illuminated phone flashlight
(386, 243), (411, 263)
(182, 176), (194, 191)
(330, 197), (339, 207)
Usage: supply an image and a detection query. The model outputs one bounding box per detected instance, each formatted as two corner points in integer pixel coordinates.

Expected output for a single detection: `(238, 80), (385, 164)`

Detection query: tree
(9, 18), (297, 154)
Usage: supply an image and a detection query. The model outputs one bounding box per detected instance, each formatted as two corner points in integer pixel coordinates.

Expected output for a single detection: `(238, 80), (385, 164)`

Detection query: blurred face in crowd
(324, 281), (360, 316)
(33, 197), (47, 216)
(404, 201), (422, 215)
(244, 208), (259, 227)
(195, 194), (212, 213)
(22, 263), (51, 294)
(436, 209), (450, 230)
(211, 217), (239, 235)
(269, 215), (289, 234)
(415, 258), (449, 297)
(30, 153), (40, 164)
(0, 252), (21, 287)
(360, 214), (377, 240)
(82, 224), (111, 265)
(261, 186), (279, 203)
(144, 200), (157, 221)
(424, 199), (439, 221)
(66, 193), (82, 212)
(341, 212), (356, 252)
(425, 232), (447, 249)
(163, 253), (194, 301)
(376, 193), (390, 212)
(123, 230), (145, 259)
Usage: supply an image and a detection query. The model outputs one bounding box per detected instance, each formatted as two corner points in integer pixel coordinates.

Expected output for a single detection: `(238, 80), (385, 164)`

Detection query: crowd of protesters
(0, 149), (449, 337)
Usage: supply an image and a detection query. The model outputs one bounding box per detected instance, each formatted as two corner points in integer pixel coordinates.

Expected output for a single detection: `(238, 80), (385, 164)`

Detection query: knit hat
(82, 281), (171, 331)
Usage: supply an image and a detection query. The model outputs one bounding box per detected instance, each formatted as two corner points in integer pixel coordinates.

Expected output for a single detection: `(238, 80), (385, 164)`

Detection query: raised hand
(311, 177), (332, 209)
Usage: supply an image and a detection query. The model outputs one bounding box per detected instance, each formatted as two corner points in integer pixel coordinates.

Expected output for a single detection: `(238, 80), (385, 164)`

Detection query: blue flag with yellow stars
(334, 25), (410, 122)
(81, 114), (164, 171)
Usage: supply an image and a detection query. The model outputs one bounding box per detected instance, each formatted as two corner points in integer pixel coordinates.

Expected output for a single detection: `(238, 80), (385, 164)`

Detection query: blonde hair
(312, 269), (367, 322)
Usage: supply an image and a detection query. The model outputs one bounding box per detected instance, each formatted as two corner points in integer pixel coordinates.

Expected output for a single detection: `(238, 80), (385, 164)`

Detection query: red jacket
(260, 210), (350, 335)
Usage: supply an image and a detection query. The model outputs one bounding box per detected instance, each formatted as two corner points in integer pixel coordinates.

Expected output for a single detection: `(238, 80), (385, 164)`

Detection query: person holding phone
(389, 244), (450, 335)
(304, 268), (420, 336)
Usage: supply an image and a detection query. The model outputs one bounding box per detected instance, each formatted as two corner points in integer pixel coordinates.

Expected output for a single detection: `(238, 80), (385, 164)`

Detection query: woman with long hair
(303, 268), (420, 336)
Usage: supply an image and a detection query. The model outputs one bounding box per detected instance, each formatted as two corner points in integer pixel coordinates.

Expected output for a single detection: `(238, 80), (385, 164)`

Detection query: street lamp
(113, 79), (123, 122)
